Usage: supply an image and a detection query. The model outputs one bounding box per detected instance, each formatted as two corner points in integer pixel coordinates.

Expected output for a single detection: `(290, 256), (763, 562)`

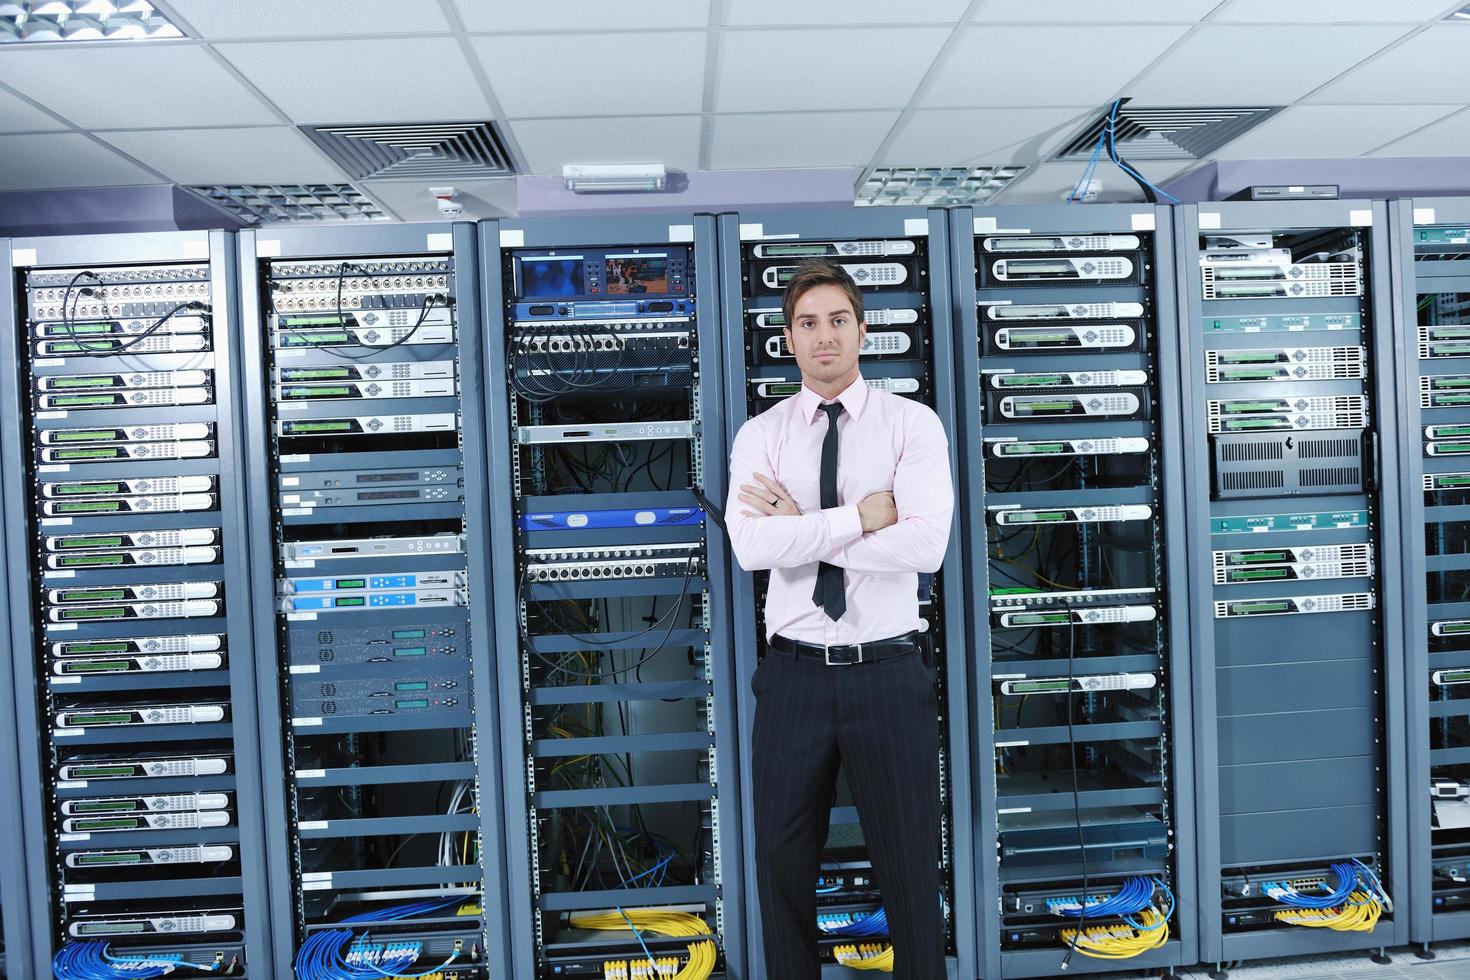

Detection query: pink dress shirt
(725, 373), (954, 645)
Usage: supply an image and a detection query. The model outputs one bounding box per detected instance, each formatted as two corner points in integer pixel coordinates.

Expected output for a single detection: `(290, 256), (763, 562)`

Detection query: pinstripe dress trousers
(751, 639), (944, 979)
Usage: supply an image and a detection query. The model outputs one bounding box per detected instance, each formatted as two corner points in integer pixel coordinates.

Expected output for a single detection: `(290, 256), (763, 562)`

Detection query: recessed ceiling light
(187, 184), (392, 225)
(0, 0), (183, 42)
(855, 167), (1025, 207)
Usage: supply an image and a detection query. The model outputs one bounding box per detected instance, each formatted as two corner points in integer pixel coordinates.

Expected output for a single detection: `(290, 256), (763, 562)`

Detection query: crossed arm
(724, 411), (954, 574)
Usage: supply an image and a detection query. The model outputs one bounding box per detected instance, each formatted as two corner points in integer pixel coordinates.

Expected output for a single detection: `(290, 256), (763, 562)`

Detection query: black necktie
(812, 402), (846, 621)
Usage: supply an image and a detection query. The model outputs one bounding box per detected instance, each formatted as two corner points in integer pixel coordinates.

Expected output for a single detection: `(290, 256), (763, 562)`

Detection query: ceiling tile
(1369, 109), (1470, 156)
(1212, 0), (1454, 21)
(0, 44), (278, 129)
(454, 0), (710, 31)
(708, 110), (898, 170)
(725, 0), (969, 26)
(1126, 25), (1414, 104)
(96, 127), (347, 184)
(216, 38), (491, 123)
(361, 177), (519, 221)
(880, 107), (1092, 167)
(1210, 104), (1460, 159)
(974, 0), (1222, 21)
(921, 25), (1190, 108)
(0, 133), (160, 190)
(509, 116), (701, 175)
(0, 86), (68, 133)
(164, 0), (452, 38)
(715, 27), (948, 113)
(1001, 159), (1190, 205)
(471, 32), (706, 117)
(1308, 25), (1470, 104)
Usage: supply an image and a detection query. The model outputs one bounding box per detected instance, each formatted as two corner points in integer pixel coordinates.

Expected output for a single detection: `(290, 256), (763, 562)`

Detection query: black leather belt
(768, 630), (921, 666)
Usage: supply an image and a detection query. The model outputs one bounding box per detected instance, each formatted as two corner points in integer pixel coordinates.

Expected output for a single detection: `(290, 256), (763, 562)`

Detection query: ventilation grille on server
(1213, 431), (1367, 500)
(302, 122), (517, 180)
(1053, 102), (1285, 161)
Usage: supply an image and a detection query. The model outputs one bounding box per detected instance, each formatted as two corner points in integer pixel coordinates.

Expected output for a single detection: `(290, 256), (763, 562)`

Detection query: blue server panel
(0, 233), (270, 976)
(1394, 202), (1470, 947)
(483, 217), (740, 978)
(238, 228), (498, 979)
(956, 206), (1195, 977)
(716, 209), (975, 978)
(1177, 203), (1406, 965)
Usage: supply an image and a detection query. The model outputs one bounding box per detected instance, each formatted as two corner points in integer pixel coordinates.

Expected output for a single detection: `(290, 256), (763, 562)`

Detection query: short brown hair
(781, 258), (864, 330)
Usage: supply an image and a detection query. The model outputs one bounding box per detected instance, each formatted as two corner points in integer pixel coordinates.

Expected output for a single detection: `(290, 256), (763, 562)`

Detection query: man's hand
(738, 472), (801, 518)
(858, 490), (897, 533)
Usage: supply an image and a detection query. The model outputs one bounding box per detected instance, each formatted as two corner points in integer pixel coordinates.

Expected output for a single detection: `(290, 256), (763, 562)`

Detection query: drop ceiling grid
(0, 0), (1462, 198)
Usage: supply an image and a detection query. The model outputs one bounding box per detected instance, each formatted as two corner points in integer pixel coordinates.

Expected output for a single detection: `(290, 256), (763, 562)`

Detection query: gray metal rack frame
(1390, 196), (1470, 953)
(0, 230), (275, 975)
(480, 214), (745, 978)
(1175, 200), (1409, 967)
(714, 206), (976, 980)
(235, 222), (509, 979)
(952, 203), (1197, 979)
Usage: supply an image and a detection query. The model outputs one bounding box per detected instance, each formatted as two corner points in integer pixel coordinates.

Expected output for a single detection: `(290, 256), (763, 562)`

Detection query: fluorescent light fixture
(188, 184), (392, 225)
(563, 163), (666, 194)
(856, 166), (1024, 207)
(1450, 3), (1470, 17)
(0, 0), (182, 42)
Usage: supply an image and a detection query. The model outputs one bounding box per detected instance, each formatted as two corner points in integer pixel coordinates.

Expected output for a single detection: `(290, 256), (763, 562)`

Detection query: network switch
(521, 542), (703, 583)
(284, 533), (464, 561)
(515, 420), (693, 444)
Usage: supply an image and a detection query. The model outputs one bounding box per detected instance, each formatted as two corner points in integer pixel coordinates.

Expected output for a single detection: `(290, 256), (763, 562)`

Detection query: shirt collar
(796, 372), (868, 424)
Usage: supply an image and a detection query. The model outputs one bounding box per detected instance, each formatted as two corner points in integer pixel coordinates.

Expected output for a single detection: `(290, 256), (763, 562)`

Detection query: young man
(725, 258), (953, 979)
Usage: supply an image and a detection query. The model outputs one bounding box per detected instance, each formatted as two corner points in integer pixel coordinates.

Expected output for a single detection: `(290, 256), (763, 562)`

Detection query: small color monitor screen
(605, 253), (668, 295)
(519, 256), (584, 297)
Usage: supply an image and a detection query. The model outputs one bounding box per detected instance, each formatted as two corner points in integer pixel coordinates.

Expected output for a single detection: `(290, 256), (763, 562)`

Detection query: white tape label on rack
(903, 218), (929, 237)
(1199, 212), (1221, 230)
(669, 224), (694, 243)
(1131, 212), (1156, 232)
(1415, 208), (1437, 225)
(427, 232), (453, 252)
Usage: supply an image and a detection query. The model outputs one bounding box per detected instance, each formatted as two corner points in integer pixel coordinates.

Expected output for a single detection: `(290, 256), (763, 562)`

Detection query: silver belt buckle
(824, 642), (863, 666)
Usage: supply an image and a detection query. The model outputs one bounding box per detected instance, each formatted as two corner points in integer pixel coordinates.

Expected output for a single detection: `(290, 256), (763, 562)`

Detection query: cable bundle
(1059, 907), (1170, 961)
(567, 909), (717, 980)
(1046, 875), (1160, 921)
(54, 943), (222, 979)
(1050, 877), (1174, 961)
(832, 943), (894, 972)
(817, 906), (889, 938)
(1266, 859), (1392, 932)
(1275, 891), (1382, 932)
(293, 899), (464, 980)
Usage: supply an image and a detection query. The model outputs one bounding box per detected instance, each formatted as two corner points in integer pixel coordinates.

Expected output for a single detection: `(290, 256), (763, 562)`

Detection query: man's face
(785, 282), (865, 387)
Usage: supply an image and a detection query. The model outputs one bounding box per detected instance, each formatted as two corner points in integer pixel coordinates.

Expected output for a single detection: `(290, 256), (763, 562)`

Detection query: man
(725, 257), (953, 979)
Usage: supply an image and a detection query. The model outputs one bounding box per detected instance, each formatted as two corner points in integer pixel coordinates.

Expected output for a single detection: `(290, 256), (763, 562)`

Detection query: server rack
(952, 205), (1195, 978)
(0, 231), (273, 975)
(0, 458), (27, 980)
(1391, 197), (1470, 952)
(1176, 201), (1408, 967)
(237, 224), (507, 979)
(715, 207), (975, 979)
(481, 215), (743, 978)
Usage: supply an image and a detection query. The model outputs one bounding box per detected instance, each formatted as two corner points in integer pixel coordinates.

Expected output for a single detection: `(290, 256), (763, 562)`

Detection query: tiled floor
(1170, 942), (1470, 980)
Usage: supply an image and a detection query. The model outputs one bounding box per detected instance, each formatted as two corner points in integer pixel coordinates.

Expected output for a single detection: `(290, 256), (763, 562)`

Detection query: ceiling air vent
(1053, 102), (1284, 162)
(188, 184), (391, 224)
(301, 121), (517, 181)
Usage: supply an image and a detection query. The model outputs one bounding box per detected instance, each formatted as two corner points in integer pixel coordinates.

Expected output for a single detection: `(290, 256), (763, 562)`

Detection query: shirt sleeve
(824, 406), (954, 574)
(725, 416), (864, 571)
